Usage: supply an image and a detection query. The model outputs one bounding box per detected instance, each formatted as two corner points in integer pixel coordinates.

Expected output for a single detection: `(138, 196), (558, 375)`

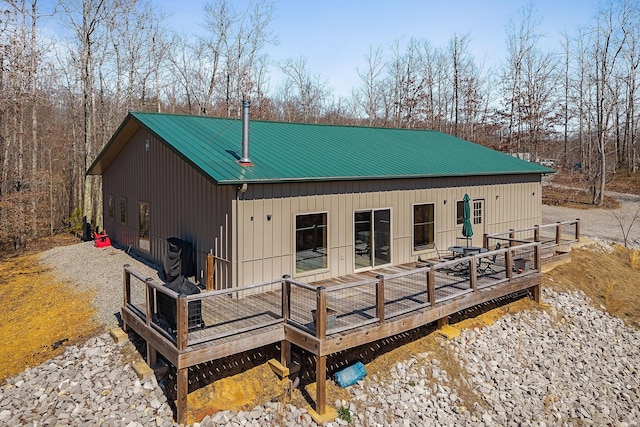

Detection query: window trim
(294, 211), (329, 276)
(412, 202), (435, 253)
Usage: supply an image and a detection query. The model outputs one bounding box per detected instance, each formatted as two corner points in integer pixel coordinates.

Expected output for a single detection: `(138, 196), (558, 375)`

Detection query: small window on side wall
(295, 212), (328, 274)
(413, 203), (435, 251)
(138, 201), (150, 252)
(108, 195), (114, 219)
(120, 197), (127, 223)
(456, 200), (464, 225)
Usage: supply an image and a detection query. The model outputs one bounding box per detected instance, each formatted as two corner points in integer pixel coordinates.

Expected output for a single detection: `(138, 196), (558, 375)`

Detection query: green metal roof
(87, 111), (553, 184)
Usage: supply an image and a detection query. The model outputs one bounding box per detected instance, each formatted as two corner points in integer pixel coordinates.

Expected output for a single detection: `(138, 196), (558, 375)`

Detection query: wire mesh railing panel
(288, 282), (317, 332)
(124, 270), (152, 320)
(511, 228), (536, 243)
(476, 250), (509, 289)
(537, 224), (558, 247)
(325, 280), (378, 333)
(559, 221), (578, 245)
(139, 279), (285, 347)
(384, 270), (430, 318)
(510, 245), (538, 276)
(432, 263), (473, 304)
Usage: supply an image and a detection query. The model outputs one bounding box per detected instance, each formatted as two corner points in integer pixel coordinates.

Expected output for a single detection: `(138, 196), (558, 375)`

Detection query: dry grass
(543, 245), (640, 329)
(0, 252), (99, 382)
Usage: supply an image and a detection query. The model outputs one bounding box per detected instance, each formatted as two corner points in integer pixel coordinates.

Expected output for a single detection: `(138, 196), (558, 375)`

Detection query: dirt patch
(551, 168), (640, 196)
(543, 186), (619, 209)
(0, 252), (99, 382)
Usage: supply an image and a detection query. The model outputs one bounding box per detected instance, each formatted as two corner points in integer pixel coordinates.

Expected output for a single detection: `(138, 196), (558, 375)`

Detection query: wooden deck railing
(123, 241), (543, 351)
(123, 266), (285, 350)
(484, 219), (580, 258)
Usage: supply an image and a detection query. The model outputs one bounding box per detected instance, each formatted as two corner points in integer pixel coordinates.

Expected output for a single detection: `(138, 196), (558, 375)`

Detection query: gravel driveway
(542, 190), (640, 248)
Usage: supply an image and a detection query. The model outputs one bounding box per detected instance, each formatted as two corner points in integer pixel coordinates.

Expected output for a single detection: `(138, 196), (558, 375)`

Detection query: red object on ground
(94, 230), (111, 248)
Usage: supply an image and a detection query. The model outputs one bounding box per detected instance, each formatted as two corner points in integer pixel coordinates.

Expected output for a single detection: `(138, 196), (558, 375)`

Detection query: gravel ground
(542, 186), (640, 248)
(38, 242), (163, 328)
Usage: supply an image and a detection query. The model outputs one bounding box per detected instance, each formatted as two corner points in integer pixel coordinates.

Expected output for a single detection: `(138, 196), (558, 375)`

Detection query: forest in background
(1, 0), (639, 249)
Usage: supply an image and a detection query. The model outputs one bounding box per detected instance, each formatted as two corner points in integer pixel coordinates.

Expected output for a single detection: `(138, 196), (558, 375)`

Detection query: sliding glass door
(354, 209), (391, 270)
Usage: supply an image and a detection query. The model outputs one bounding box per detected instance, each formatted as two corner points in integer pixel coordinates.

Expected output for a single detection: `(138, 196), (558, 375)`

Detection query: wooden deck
(120, 221), (582, 423)
(122, 238), (553, 423)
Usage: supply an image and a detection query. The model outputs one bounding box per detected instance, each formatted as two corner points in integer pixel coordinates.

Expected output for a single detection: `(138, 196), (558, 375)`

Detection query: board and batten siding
(234, 174), (542, 286)
(102, 128), (235, 287)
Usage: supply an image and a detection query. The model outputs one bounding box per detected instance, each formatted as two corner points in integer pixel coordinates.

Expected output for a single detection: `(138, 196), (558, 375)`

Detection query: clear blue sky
(38, 0), (601, 97)
(157, 0), (600, 97)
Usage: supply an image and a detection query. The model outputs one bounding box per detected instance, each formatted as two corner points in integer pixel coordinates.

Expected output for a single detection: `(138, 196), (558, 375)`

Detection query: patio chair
(477, 243), (501, 275)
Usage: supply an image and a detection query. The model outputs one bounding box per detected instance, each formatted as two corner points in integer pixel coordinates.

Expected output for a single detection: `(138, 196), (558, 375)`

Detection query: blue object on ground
(334, 362), (366, 388)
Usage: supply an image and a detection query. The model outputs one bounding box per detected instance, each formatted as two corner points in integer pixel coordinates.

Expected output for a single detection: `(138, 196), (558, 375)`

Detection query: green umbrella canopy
(462, 193), (473, 245)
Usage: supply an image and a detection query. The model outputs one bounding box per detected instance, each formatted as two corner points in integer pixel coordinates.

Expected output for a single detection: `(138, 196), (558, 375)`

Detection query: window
(108, 195), (114, 219)
(139, 202), (150, 251)
(473, 200), (483, 225)
(295, 213), (328, 274)
(413, 204), (434, 251)
(456, 200), (464, 225)
(120, 197), (127, 223)
(354, 208), (391, 269)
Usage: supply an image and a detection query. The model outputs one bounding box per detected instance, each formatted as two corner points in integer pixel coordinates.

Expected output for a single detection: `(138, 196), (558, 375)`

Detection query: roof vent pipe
(239, 99), (252, 166)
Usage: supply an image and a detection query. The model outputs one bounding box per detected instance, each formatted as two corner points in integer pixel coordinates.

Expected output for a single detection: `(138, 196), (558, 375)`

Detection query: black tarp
(163, 237), (196, 281)
(155, 275), (203, 333)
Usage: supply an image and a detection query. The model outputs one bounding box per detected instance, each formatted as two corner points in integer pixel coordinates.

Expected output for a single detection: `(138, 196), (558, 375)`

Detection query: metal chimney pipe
(239, 99), (252, 165)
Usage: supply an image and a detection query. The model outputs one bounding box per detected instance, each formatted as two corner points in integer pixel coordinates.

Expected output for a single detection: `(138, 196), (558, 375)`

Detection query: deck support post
(534, 225), (540, 242)
(176, 295), (188, 351)
(575, 218), (581, 241)
(509, 229), (515, 246)
(176, 366), (188, 425)
(427, 267), (436, 305)
(144, 278), (157, 368)
(483, 233), (488, 249)
(316, 355), (327, 415)
(375, 275), (385, 323)
(555, 221), (562, 245)
(506, 249), (513, 281)
(280, 341), (291, 370)
(122, 265), (131, 332)
(530, 284), (541, 304)
(437, 317), (449, 328)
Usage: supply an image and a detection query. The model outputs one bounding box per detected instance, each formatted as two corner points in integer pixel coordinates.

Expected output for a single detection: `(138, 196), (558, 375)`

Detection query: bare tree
(278, 55), (330, 123)
(589, 0), (630, 205)
(356, 46), (385, 126)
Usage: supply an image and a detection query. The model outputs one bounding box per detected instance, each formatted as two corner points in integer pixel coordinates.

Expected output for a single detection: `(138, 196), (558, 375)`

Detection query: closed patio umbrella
(462, 194), (473, 247)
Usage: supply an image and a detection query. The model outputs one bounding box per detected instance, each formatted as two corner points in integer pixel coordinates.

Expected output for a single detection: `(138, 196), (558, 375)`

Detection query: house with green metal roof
(88, 102), (552, 288)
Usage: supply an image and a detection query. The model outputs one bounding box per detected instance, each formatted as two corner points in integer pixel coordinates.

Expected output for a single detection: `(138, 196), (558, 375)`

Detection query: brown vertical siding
(102, 128), (234, 288)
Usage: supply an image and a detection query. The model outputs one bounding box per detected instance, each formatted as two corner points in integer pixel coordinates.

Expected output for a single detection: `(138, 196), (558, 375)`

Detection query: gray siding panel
(102, 128), (234, 288)
(236, 175), (542, 285)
